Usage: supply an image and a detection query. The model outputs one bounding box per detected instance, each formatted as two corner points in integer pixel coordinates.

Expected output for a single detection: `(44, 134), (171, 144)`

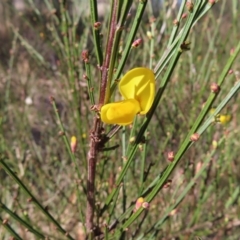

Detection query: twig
(86, 0), (119, 234)
(99, 0), (118, 105)
(86, 117), (101, 232)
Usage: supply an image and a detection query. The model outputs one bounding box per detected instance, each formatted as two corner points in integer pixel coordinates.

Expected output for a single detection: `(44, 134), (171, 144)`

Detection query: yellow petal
(119, 68), (155, 114)
(219, 114), (232, 124)
(100, 99), (141, 126)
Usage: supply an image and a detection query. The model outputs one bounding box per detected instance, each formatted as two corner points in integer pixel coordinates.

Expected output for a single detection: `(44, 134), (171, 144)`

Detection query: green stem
(101, 0), (204, 226)
(50, 97), (86, 232)
(116, 37), (240, 234)
(90, 0), (103, 66)
(60, 0), (87, 164)
(0, 202), (45, 239)
(85, 62), (95, 105)
(50, 97), (83, 181)
(168, 0), (187, 46)
(0, 216), (23, 240)
(0, 159), (74, 240)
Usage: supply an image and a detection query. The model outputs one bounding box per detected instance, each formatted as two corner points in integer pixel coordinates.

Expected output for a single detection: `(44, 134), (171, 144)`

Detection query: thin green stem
(85, 62), (95, 105)
(140, 139), (224, 239)
(90, 0), (103, 66)
(50, 97), (82, 181)
(0, 158), (74, 240)
(154, 1), (214, 79)
(0, 216), (23, 240)
(103, 1), (211, 233)
(101, 0), (203, 215)
(116, 38), (240, 234)
(168, 0), (187, 46)
(50, 96), (86, 233)
(0, 202), (45, 239)
(59, 0), (87, 164)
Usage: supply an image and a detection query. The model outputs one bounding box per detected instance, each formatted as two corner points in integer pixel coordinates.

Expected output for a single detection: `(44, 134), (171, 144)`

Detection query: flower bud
(132, 38), (143, 48)
(167, 151), (174, 162)
(163, 179), (172, 188)
(94, 22), (101, 30)
(182, 13), (187, 19)
(71, 136), (77, 153)
(173, 19), (179, 26)
(186, 1), (194, 12)
(219, 114), (231, 125)
(134, 197), (144, 212)
(190, 133), (200, 142)
(230, 48), (235, 55)
(149, 17), (156, 23)
(212, 140), (218, 149)
(208, 0), (215, 5)
(210, 83), (220, 93)
(129, 137), (135, 143)
(147, 31), (153, 39)
(81, 50), (89, 63)
(142, 202), (150, 209)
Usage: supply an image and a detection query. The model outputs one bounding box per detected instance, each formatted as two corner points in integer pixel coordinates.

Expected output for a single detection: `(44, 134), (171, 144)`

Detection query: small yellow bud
(147, 31), (153, 39)
(209, 108), (216, 115)
(134, 197), (144, 212)
(169, 208), (178, 216)
(71, 136), (77, 153)
(219, 114), (231, 124)
(212, 140), (218, 149)
(129, 137), (135, 143)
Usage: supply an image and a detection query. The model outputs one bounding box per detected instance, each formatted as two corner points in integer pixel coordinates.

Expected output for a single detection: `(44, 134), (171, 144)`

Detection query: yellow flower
(119, 68), (155, 114)
(70, 136), (77, 153)
(209, 108), (232, 125)
(219, 114), (231, 124)
(100, 99), (140, 126)
(100, 68), (155, 125)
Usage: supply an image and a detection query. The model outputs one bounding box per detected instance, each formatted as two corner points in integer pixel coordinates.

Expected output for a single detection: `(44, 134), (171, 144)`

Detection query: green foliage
(0, 0), (240, 239)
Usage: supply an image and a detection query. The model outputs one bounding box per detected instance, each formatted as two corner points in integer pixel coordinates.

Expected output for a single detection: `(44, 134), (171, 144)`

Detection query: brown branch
(99, 0), (118, 105)
(86, 117), (101, 233)
(86, 0), (119, 235)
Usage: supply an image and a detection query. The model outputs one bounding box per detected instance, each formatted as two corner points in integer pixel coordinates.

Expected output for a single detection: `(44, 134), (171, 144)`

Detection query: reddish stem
(86, 118), (100, 232)
(99, 0), (118, 105)
(86, 0), (118, 235)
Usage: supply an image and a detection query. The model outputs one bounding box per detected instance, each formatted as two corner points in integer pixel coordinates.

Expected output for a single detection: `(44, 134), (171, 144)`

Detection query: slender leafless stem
(86, 117), (101, 232)
(86, 0), (118, 234)
(99, 0), (118, 104)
